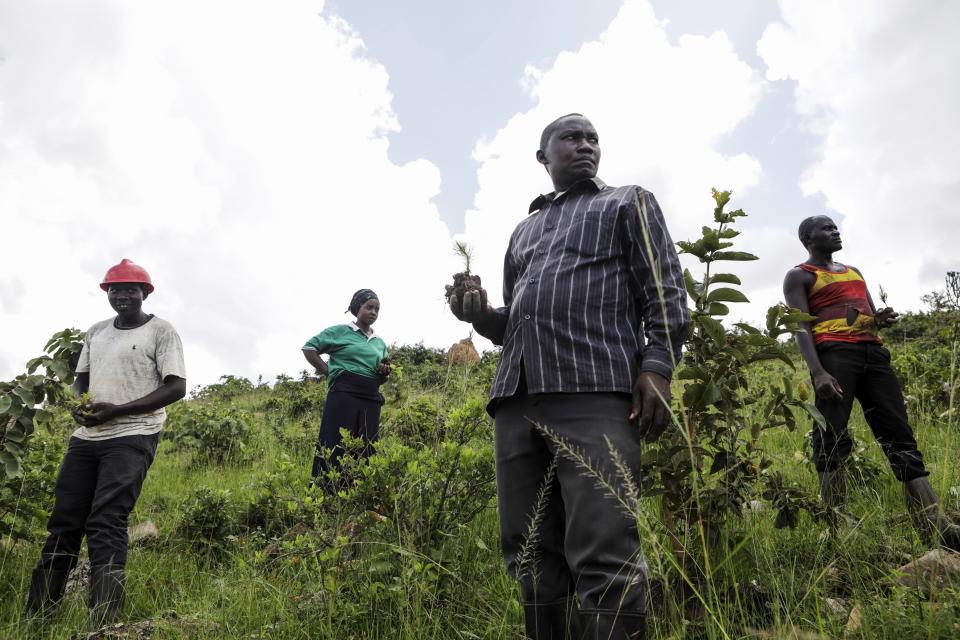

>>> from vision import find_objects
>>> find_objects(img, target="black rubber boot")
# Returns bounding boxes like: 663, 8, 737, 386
579, 609, 646, 640
904, 477, 960, 551
522, 597, 578, 640
23, 566, 71, 624
89, 564, 125, 629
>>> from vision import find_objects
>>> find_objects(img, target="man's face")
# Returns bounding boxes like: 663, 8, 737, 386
807, 217, 843, 252
538, 116, 601, 189
107, 283, 146, 316
356, 298, 380, 326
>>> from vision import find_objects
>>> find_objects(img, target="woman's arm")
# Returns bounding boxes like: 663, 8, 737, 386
302, 349, 329, 377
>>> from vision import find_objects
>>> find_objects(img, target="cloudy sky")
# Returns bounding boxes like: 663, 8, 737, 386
1, 0, 957, 388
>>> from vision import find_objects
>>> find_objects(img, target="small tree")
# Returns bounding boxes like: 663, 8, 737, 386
644, 189, 825, 580
0, 329, 84, 479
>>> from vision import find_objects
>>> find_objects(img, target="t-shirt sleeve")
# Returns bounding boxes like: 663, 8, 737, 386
75, 324, 96, 373
303, 326, 341, 353
155, 325, 187, 380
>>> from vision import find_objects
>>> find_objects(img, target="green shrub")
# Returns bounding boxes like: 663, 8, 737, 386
165, 403, 252, 464
176, 487, 237, 555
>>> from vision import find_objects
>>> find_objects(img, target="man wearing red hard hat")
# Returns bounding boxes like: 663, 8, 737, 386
24, 259, 186, 628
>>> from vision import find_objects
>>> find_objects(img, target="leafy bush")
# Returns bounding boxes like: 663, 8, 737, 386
263, 377, 327, 419
0, 428, 66, 542
0, 328, 83, 479
381, 395, 445, 444
190, 375, 257, 402
165, 403, 252, 464
343, 397, 495, 552
176, 487, 237, 554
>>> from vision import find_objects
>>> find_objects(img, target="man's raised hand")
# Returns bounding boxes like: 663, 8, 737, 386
449, 287, 489, 323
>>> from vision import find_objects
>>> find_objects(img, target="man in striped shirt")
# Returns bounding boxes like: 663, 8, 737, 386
450, 114, 688, 640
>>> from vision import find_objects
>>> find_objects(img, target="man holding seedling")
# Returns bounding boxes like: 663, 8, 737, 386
450, 114, 688, 639
783, 216, 960, 548
24, 259, 186, 628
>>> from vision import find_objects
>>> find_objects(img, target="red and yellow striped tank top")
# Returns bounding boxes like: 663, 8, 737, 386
798, 263, 881, 345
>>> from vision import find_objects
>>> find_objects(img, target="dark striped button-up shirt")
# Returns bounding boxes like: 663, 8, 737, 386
476, 177, 689, 406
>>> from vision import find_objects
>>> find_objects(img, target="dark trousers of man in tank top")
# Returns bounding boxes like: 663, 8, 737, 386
813, 341, 927, 481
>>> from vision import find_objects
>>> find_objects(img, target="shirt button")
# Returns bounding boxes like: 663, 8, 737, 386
524, 314, 531, 320
545, 224, 554, 230
528, 277, 535, 283
537, 249, 545, 255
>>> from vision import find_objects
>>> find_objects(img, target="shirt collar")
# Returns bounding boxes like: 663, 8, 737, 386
349, 321, 377, 340
528, 176, 606, 214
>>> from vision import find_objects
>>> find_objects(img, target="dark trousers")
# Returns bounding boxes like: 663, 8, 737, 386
812, 342, 927, 481
494, 391, 648, 616
36, 433, 159, 573
311, 372, 384, 478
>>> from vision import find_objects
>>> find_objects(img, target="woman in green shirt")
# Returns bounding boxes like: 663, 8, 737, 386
302, 289, 390, 486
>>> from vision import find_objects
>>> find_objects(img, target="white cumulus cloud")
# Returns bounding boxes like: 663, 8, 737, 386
758, 0, 960, 309
460, 0, 767, 336
0, 0, 464, 386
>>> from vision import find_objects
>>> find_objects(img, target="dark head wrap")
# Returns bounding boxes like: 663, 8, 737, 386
348, 289, 379, 315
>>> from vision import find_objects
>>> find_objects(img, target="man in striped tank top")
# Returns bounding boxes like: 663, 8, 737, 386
783, 215, 959, 549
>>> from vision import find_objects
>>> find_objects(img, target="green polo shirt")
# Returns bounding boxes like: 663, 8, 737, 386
303, 323, 388, 388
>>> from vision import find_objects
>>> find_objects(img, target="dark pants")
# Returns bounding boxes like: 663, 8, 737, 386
311, 372, 384, 478
494, 391, 648, 617
812, 342, 927, 481
36, 433, 159, 574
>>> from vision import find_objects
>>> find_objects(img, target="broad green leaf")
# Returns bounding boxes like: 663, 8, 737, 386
683, 269, 701, 300
748, 349, 795, 368
0, 396, 11, 414
802, 402, 828, 430
708, 273, 742, 286
676, 366, 708, 381
733, 322, 761, 335
13, 386, 35, 406
712, 251, 758, 262
699, 316, 726, 345
706, 288, 750, 304
50, 359, 71, 380
766, 306, 781, 333
4, 422, 26, 442
707, 303, 730, 316
0, 451, 22, 479
3, 440, 24, 457
782, 310, 817, 324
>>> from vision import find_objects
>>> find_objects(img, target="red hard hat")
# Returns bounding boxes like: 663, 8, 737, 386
100, 259, 155, 294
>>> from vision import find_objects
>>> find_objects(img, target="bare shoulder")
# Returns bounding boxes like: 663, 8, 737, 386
784, 266, 814, 287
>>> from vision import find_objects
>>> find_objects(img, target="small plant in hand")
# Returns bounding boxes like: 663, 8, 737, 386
445, 241, 486, 317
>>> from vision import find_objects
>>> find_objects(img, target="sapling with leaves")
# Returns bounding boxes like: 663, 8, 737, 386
0, 328, 84, 479
640, 189, 827, 579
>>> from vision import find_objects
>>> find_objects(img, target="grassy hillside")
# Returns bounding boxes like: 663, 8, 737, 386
2, 337, 960, 639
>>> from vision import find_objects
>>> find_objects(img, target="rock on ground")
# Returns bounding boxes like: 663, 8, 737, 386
894, 548, 960, 597
128, 521, 159, 546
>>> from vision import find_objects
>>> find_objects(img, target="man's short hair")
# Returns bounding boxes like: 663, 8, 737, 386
540, 113, 585, 151
798, 215, 831, 246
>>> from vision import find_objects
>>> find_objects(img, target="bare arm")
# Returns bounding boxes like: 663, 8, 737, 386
302, 349, 328, 376
783, 268, 843, 401
79, 375, 187, 427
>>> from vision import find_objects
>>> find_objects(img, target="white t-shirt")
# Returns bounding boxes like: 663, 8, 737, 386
73, 316, 186, 440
